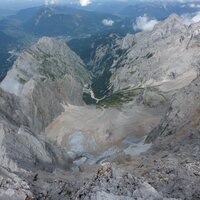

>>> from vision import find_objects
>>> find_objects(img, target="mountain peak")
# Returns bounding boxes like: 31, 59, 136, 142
34, 36, 65, 52
152, 13, 187, 39
154, 13, 185, 30
164, 13, 182, 23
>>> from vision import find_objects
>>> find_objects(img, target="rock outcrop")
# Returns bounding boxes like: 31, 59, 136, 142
110, 14, 198, 95
0, 87, 73, 199
71, 166, 178, 200
146, 76, 200, 142
1, 37, 90, 133
0, 37, 91, 199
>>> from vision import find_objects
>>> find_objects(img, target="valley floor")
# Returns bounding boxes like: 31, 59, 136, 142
45, 103, 164, 157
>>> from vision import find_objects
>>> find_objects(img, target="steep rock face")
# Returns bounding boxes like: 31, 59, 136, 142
137, 85, 200, 199
0, 87, 74, 199
134, 18, 200, 199
0, 129, 72, 199
146, 76, 200, 143
0, 88, 28, 127
144, 19, 200, 142
0, 88, 72, 172
110, 14, 198, 94
1, 37, 90, 133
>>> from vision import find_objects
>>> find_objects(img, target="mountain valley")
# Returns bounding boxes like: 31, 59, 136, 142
0, 1, 200, 200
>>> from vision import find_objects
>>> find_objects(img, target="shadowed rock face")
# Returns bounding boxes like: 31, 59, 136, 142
146, 76, 200, 143
0, 78, 76, 200
0, 88, 28, 127
0, 38, 89, 199
0, 87, 72, 184
0, 37, 91, 177
1, 37, 90, 134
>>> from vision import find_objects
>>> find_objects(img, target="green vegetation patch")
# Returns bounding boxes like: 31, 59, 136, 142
83, 92, 97, 105
97, 87, 144, 108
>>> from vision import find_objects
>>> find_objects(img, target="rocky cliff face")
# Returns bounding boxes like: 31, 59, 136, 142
146, 76, 200, 142
143, 16, 200, 142
0, 88, 73, 199
0, 37, 92, 199
110, 14, 198, 94
1, 37, 90, 133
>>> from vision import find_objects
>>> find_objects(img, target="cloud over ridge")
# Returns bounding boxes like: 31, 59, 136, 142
102, 19, 114, 26
133, 15, 159, 32
182, 12, 200, 25
45, 0, 58, 5
80, 0, 92, 6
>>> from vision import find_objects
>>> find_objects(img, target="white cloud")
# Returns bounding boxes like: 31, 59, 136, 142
45, 0, 58, 5
79, 0, 92, 6
182, 12, 200, 25
133, 15, 159, 32
102, 19, 114, 26
189, 3, 200, 8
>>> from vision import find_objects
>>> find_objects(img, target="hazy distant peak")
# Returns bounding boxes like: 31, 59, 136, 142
35, 36, 66, 50
152, 13, 187, 37
155, 13, 184, 29
165, 13, 182, 22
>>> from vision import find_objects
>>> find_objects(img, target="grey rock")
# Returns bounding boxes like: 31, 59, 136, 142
132, 181, 163, 200
0, 88, 28, 127
1, 37, 90, 133
73, 157, 87, 166
90, 191, 133, 200
0, 166, 33, 200
146, 76, 200, 142
71, 168, 176, 200
142, 90, 167, 108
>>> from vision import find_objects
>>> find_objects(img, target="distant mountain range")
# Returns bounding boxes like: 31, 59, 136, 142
118, 2, 200, 19
71, 1, 200, 19
0, 1, 200, 80
22, 6, 132, 37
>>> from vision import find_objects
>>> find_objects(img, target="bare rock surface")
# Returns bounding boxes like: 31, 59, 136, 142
68, 166, 179, 200
1, 37, 90, 133
110, 14, 199, 95
45, 103, 162, 154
